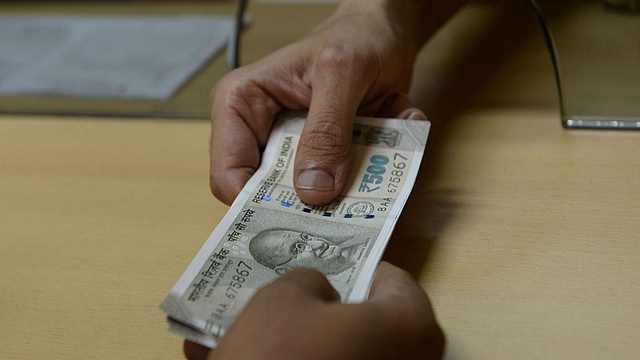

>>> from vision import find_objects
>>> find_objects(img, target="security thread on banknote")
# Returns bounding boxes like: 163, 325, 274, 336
160, 112, 430, 348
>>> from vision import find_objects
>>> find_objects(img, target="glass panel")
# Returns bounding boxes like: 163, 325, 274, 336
529, 0, 640, 129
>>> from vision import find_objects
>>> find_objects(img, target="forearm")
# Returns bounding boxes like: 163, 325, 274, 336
336, 0, 469, 55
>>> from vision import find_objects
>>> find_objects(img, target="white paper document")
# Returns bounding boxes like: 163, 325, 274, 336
0, 14, 234, 100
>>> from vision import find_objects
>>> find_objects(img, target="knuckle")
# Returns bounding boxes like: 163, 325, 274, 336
209, 70, 252, 111
210, 80, 241, 110
209, 71, 238, 107
299, 120, 350, 159
315, 44, 359, 73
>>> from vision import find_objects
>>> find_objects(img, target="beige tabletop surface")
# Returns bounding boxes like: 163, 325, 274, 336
1, 1, 639, 359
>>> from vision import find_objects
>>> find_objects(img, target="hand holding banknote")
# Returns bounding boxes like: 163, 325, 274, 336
208, 0, 437, 206
162, 113, 432, 348
184, 262, 445, 360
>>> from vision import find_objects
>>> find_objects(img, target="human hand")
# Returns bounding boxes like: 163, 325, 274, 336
183, 261, 445, 360
209, 0, 432, 206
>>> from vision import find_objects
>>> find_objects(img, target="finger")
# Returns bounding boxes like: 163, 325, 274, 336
367, 262, 445, 357
254, 267, 340, 304
396, 107, 428, 121
209, 115, 260, 206
294, 45, 372, 205
213, 268, 339, 360
183, 340, 210, 360
368, 262, 435, 315
377, 92, 412, 118
209, 74, 281, 205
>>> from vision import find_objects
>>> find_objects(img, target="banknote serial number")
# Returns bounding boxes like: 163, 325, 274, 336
358, 153, 408, 194
386, 153, 407, 193
224, 261, 253, 300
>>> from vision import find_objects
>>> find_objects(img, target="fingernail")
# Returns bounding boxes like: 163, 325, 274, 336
297, 170, 335, 191
407, 111, 427, 120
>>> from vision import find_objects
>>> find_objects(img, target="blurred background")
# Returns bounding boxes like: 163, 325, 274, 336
0, 0, 338, 119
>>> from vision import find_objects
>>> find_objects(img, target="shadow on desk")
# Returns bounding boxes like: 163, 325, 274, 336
383, 0, 559, 278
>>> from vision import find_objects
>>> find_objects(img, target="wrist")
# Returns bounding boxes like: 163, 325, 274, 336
336, 0, 468, 53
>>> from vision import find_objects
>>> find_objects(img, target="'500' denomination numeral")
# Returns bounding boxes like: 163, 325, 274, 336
358, 155, 389, 193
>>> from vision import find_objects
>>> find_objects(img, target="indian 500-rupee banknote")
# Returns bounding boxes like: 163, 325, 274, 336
160, 112, 430, 347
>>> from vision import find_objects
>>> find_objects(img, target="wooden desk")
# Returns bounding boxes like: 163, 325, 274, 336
1, 1, 639, 359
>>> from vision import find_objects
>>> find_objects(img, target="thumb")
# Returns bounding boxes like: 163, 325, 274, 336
294, 48, 370, 205
262, 267, 341, 303
368, 262, 445, 358
368, 262, 434, 310
209, 268, 339, 360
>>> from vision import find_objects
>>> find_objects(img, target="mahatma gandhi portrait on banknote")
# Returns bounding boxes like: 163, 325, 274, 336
212, 206, 378, 289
